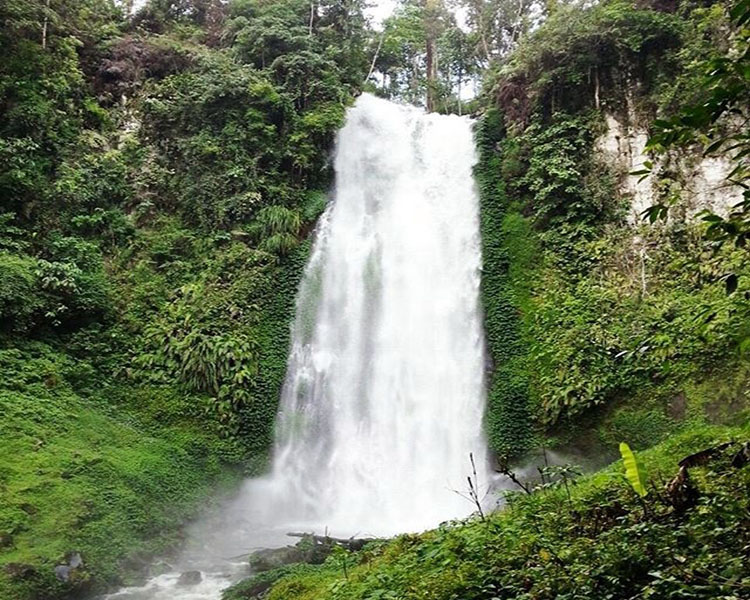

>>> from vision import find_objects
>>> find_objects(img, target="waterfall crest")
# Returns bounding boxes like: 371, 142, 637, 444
263, 93, 490, 535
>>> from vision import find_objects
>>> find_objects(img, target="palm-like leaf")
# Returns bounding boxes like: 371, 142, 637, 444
619, 442, 648, 497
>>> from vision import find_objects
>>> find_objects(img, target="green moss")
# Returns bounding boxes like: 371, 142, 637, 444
239, 240, 312, 467
475, 110, 537, 459
0, 344, 242, 599
599, 407, 677, 450
223, 564, 322, 600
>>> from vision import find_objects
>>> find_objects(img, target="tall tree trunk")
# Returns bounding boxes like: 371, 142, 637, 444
475, 1, 491, 62
457, 64, 463, 116
594, 66, 600, 110
425, 0, 439, 112
365, 31, 385, 84
425, 37, 437, 112
41, 0, 50, 49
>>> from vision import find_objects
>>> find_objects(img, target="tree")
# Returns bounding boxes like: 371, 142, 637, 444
456, 0, 541, 65
372, 0, 468, 111
424, 0, 443, 111
643, 0, 750, 254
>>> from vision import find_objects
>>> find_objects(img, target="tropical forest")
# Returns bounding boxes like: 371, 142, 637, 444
1, 0, 750, 599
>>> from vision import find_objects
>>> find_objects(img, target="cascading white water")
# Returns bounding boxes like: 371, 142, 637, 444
103, 94, 491, 600
260, 93, 490, 536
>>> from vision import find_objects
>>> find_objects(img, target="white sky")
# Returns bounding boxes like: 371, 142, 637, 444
368, 0, 398, 26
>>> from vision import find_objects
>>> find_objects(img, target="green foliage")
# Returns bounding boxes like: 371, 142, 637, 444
249, 206, 303, 256
0, 253, 43, 331
134, 0, 365, 231
237, 240, 311, 462
0, 343, 241, 600
139, 286, 258, 396
619, 441, 648, 497
233, 425, 750, 600
494, 0, 683, 120
601, 406, 676, 451
643, 0, 750, 254
519, 115, 615, 228
0, 213, 28, 252
475, 109, 536, 458
371, 0, 479, 113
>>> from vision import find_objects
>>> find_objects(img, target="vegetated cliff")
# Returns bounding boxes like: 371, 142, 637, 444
0, 1, 367, 598
477, 0, 750, 463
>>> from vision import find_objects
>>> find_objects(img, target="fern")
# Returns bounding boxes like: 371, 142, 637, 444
255, 206, 301, 237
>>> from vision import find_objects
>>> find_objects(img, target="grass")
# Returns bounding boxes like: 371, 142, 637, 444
0, 343, 242, 600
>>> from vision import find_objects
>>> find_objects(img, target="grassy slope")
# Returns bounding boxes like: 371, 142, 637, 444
0, 344, 241, 599
225, 420, 750, 600
0, 211, 314, 600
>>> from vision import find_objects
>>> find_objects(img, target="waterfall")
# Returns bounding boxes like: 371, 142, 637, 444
262, 93, 490, 536
102, 94, 490, 599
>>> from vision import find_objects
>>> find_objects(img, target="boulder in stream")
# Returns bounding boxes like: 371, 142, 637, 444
248, 546, 306, 572
249, 533, 378, 573
176, 570, 203, 586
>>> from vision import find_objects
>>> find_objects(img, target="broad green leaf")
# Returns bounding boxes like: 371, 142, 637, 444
619, 442, 648, 497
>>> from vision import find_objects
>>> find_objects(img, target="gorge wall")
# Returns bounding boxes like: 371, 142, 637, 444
476, 0, 750, 462
596, 112, 742, 222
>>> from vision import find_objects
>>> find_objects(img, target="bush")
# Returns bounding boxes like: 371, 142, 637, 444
0, 253, 41, 332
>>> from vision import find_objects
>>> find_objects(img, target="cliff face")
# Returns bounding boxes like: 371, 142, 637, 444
477, 0, 750, 462
596, 112, 741, 223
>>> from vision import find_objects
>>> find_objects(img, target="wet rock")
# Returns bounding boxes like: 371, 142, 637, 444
54, 551, 85, 582
149, 560, 173, 577
223, 577, 274, 599
249, 546, 306, 573
177, 570, 202, 586
67, 552, 83, 569
668, 392, 687, 420
249, 533, 378, 573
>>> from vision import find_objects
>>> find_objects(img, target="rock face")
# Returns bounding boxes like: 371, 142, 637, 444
54, 565, 72, 582
595, 112, 742, 223
176, 570, 203, 586
54, 551, 85, 582
248, 547, 303, 573
249, 533, 377, 573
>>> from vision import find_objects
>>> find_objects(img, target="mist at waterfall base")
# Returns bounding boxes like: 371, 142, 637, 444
104, 94, 493, 599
